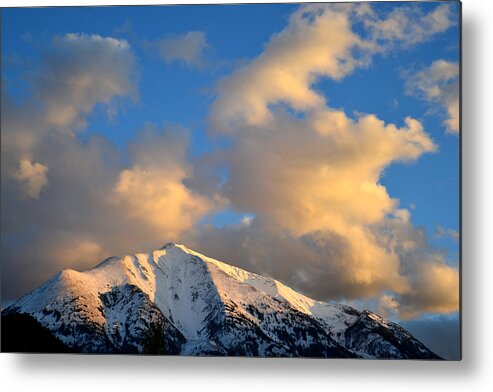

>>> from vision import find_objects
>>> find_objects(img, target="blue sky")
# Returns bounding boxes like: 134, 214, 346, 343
3, 3, 459, 252
1, 2, 460, 358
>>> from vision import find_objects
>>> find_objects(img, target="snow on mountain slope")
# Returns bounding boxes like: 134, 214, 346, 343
182, 244, 362, 346
3, 243, 439, 358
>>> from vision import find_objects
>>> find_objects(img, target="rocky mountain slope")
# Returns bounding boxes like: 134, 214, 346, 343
1, 243, 440, 358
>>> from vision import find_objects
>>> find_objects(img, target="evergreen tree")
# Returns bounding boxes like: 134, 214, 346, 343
141, 320, 168, 355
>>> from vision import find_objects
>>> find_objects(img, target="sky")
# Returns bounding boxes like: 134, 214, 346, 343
1, 2, 460, 359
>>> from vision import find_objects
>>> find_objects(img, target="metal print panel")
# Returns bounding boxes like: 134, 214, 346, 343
0, 1, 461, 359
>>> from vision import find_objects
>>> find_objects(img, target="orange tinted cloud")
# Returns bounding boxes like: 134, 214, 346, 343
12, 159, 49, 199
198, 3, 458, 318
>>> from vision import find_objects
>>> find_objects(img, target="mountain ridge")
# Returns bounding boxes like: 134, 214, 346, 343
1, 243, 440, 359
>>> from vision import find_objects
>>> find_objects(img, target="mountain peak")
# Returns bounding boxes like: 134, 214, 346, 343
160, 242, 192, 253
160, 241, 179, 250
3, 244, 440, 358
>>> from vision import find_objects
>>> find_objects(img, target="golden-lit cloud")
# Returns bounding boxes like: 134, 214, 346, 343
1, 35, 210, 301
12, 159, 49, 199
1, 3, 459, 323
400, 260, 459, 318
371, 216, 460, 319
112, 126, 213, 239
194, 3, 458, 318
220, 110, 435, 237
49, 238, 105, 270
210, 3, 456, 134
210, 5, 366, 133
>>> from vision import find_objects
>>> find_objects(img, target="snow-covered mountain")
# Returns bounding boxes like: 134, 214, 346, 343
1, 243, 440, 358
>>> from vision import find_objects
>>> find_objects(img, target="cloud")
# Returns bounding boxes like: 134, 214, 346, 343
1, 35, 210, 302
364, 3, 456, 48
194, 3, 458, 319
189, 220, 408, 301
34, 33, 138, 132
210, 4, 367, 133
210, 3, 456, 134
404, 60, 459, 134
12, 159, 49, 199
1, 228, 110, 303
216, 110, 435, 238
153, 31, 208, 68
1, 32, 137, 171
398, 260, 459, 317
1, 3, 458, 325
112, 125, 213, 238
401, 314, 460, 360
1, 33, 138, 179
435, 224, 460, 242
1, 123, 212, 302
189, 213, 459, 320
372, 216, 459, 318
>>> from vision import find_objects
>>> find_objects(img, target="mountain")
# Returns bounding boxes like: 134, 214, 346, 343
1, 243, 440, 358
